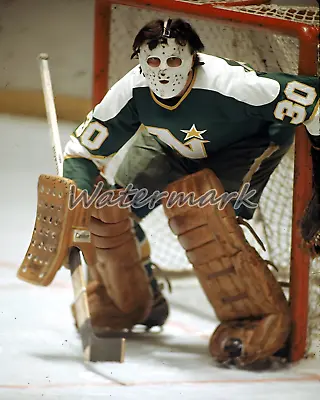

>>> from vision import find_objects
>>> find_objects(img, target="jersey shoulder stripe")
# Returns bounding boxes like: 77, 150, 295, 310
93, 65, 148, 122
194, 53, 280, 106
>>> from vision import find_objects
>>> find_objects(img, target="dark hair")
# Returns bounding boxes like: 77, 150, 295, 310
131, 18, 205, 68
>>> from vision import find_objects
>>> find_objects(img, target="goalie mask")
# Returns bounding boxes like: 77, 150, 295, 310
138, 37, 194, 99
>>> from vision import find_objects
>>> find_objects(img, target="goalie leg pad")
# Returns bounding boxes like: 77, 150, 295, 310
89, 190, 153, 322
209, 314, 290, 365
71, 277, 149, 331
162, 169, 290, 365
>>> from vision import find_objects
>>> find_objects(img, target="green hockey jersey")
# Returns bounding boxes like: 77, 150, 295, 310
64, 53, 319, 191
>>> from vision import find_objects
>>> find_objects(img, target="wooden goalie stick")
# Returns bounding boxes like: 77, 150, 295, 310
38, 53, 125, 362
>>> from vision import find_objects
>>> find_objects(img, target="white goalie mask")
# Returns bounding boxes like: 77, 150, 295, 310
138, 37, 194, 99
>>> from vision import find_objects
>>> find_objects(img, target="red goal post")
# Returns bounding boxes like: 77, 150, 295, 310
91, 0, 319, 363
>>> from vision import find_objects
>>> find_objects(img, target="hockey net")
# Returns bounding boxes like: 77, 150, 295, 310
97, 1, 320, 360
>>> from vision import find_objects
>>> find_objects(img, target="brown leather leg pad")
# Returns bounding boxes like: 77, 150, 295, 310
209, 313, 291, 365
162, 169, 290, 364
89, 191, 152, 317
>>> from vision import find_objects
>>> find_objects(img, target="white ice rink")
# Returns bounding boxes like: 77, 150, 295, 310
1, 113, 319, 399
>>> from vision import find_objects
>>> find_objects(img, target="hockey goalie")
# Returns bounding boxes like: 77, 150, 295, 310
18, 18, 319, 366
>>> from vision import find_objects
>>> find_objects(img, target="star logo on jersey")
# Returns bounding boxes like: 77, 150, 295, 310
181, 124, 207, 141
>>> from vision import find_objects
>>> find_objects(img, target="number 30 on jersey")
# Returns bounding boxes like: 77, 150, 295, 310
274, 81, 317, 124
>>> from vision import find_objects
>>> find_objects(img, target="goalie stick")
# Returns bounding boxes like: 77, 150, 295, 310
37, 53, 125, 362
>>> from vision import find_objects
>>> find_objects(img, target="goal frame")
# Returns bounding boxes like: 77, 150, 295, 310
91, 0, 319, 363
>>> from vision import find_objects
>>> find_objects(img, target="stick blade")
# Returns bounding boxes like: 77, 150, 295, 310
78, 312, 126, 363
85, 336, 125, 362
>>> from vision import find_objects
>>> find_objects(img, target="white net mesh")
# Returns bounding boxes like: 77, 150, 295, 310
105, 3, 320, 357
222, 4, 320, 23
